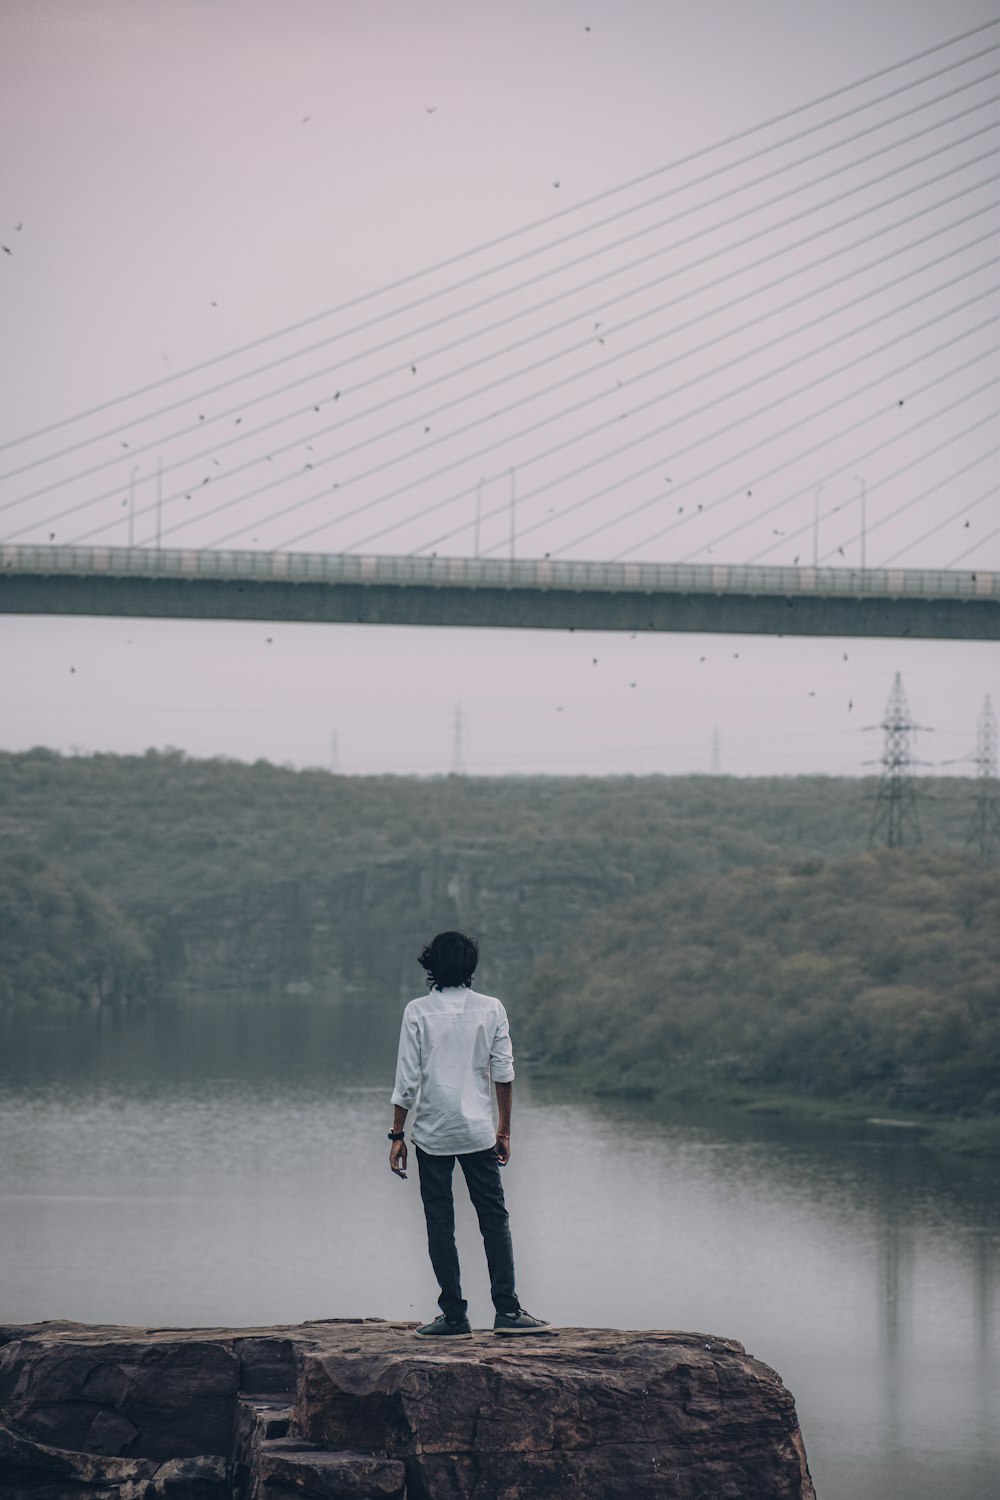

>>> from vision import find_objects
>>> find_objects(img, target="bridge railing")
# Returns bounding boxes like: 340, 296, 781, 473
2, 543, 997, 600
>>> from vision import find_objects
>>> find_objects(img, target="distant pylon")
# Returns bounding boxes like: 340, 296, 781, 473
865, 672, 927, 849
967, 695, 1000, 863
452, 703, 465, 776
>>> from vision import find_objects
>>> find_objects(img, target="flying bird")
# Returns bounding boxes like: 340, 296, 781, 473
1, 245, 11, 256
552, 180, 560, 188
425, 106, 437, 114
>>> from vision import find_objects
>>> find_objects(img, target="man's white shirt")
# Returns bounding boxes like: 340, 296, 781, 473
391, 986, 515, 1155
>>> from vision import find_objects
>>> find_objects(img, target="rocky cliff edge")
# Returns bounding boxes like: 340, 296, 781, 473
0, 1318, 816, 1500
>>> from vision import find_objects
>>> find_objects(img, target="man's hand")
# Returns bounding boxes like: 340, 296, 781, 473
390, 1139, 408, 1179
495, 1131, 511, 1166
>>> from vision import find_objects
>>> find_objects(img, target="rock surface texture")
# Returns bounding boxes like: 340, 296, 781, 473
0, 1319, 816, 1500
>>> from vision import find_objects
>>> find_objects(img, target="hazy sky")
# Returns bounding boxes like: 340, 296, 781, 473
1, 0, 996, 775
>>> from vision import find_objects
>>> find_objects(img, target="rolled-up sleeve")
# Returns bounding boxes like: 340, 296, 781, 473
391, 1009, 421, 1109
490, 1003, 515, 1083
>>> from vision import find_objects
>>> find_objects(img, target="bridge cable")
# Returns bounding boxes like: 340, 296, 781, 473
0, 19, 995, 457
5, 68, 994, 503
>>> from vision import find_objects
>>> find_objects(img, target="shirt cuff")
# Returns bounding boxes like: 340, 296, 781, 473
391, 1088, 416, 1108
491, 1067, 515, 1084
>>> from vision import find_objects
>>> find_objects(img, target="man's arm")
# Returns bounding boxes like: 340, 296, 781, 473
495, 1081, 512, 1165
390, 1008, 420, 1181
389, 1104, 408, 1178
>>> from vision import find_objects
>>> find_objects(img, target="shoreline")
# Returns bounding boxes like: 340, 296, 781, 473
525, 1061, 1000, 1159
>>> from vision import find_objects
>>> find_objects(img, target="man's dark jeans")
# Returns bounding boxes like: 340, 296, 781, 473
415, 1143, 518, 1322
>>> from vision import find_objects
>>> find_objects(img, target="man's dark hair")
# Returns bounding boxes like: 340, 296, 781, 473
418, 930, 479, 990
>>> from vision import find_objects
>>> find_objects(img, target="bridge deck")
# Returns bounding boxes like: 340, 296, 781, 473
2, 545, 997, 639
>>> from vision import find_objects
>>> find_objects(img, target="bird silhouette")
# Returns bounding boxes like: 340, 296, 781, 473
848, 699, 854, 711
1, 245, 11, 256
425, 106, 437, 114
552, 180, 560, 188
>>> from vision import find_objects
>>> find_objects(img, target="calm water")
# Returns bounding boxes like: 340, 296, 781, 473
1, 994, 997, 1500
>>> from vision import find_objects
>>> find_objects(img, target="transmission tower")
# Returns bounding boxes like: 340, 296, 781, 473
451, 703, 466, 776
865, 673, 927, 849
967, 695, 1000, 863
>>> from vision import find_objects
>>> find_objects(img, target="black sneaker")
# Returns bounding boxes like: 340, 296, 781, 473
414, 1314, 472, 1338
493, 1309, 552, 1335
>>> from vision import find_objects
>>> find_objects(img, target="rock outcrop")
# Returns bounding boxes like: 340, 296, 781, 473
0, 1318, 815, 1499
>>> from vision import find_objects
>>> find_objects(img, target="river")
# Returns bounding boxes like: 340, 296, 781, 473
1, 993, 996, 1500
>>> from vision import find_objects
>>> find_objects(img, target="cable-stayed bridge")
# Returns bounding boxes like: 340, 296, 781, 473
1, 23, 997, 641
2, 545, 996, 640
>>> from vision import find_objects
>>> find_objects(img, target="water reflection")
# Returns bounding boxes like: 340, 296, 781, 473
1, 996, 997, 1500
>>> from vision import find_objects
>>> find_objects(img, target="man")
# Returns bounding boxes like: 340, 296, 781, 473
389, 929, 550, 1337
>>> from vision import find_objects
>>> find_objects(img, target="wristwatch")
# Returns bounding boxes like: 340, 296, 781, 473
388, 1130, 405, 1141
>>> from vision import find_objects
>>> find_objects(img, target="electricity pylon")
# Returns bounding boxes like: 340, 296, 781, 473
967, 695, 1000, 863
452, 703, 466, 776
865, 673, 928, 849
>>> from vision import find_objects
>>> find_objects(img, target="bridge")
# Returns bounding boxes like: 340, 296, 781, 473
2, 30, 997, 639
2, 544, 996, 639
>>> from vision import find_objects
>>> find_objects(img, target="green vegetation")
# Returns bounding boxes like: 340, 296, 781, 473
1, 748, 995, 1148
520, 851, 999, 1125
0, 848, 149, 1009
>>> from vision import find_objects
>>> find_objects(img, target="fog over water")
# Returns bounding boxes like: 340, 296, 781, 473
1, 994, 997, 1500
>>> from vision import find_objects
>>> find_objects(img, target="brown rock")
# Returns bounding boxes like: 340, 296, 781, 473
0, 1319, 815, 1500
292, 1325, 815, 1500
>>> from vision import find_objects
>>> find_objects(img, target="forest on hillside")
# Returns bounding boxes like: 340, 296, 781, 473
1, 748, 994, 1126
520, 850, 999, 1118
